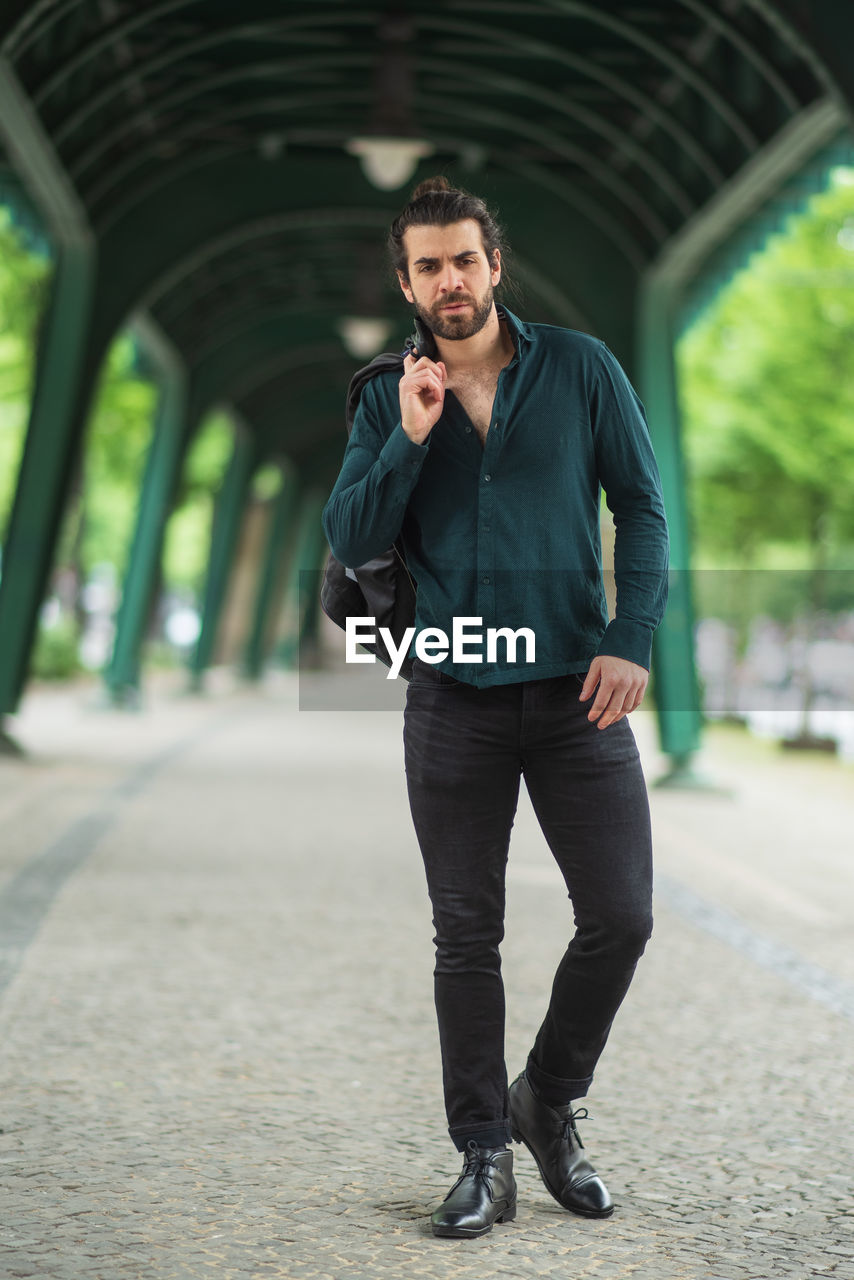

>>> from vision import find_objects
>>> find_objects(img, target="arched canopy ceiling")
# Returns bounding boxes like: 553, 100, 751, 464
0, 0, 847, 471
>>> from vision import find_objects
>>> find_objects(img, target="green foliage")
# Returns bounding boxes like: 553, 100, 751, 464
82, 370, 235, 597
80, 335, 159, 576
0, 207, 160, 588
677, 174, 854, 579
30, 616, 81, 681
0, 206, 52, 537
162, 411, 234, 592
1, 201, 233, 607
252, 464, 284, 502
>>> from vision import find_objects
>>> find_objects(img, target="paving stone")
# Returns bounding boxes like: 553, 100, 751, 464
0, 673, 852, 1279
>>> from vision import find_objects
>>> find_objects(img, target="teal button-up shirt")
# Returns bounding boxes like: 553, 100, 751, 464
322, 307, 669, 687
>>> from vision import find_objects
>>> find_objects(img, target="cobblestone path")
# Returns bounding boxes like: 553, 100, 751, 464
1, 673, 852, 1279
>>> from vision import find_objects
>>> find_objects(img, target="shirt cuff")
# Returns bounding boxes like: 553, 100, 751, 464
596, 618, 653, 670
379, 423, 430, 477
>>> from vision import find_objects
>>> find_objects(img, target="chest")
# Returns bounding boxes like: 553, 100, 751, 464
446, 367, 503, 444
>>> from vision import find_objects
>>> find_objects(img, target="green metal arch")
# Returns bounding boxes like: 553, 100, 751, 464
53, 50, 372, 150
90, 152, 636, 358
36, 2, 762, 170
33, 7, 359, 106
5, 0, 204, 60
0, 0, 64, 55
95, 141, 244, 237
71, 61, 699, 227
184, 301, 383, 367
96, 133, 649, 275
16, 2, 815, 275
414, 96, 671, 242
188, 338, 347, 429
540, 0, 760, 151
155, 238, 381, 329
69, 87, 371, 189
67, 60, 673, 243
31, 3, 724, 160
145, 205, 591, 333
84, 164, 390, 370
58, 49, 700, 236
675, 0, 800, 112
193, 340, 348, 425
170, 252, 587, 369
426, 16, 726, 188
139, 207, 393, 313
415, 60, 699, 218
56, 151, 639, 406
496, 155, 647, 271
741, 0, 840, 97
94, 85, 672, 245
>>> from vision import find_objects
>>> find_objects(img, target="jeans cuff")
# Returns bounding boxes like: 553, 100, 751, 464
449, 1119, 512, 1152
525, 1055, 593, 1107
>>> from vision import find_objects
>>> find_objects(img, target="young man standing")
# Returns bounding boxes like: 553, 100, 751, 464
322, 178, 669, 1238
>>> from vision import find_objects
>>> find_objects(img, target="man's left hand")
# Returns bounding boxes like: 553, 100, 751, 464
579, 656, 649, 729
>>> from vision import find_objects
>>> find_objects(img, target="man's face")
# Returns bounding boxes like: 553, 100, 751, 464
397, 219, 501, 341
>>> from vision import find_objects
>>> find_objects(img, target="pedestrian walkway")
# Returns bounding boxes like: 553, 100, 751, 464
1, 671, 852, 1280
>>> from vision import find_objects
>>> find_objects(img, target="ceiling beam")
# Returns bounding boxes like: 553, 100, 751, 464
0, 55, 91, 244
540, 0, 759, 151
647, 96, 848, 286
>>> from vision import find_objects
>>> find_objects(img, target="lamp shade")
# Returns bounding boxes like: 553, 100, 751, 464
338, 316, 394, 359
346, 137, 435, 191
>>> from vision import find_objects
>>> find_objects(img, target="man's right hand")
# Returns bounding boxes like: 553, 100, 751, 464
399, 353, 446, 444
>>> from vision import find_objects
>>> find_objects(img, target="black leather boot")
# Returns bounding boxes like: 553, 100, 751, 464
431, 1141, 517, 1238
508, 1072, 613, 1218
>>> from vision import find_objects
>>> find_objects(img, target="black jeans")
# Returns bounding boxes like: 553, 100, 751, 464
403, 658, 653, 1152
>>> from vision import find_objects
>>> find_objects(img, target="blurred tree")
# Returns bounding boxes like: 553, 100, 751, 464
0, 207, 51, 537
77, 336, 158, 583
678, 173, 854, 735
679, 176, 854, 569
162, 410, 235, 594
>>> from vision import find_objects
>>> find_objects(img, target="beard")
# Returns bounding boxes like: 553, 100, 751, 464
413, 284, 495, 341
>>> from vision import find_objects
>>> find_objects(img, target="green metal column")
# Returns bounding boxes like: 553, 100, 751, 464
243, 464, 298, 681
104, 319, 188, 705
0, 61, 96, 741
189, 428, 257, 689
0, 246, 95, 725
299, 515, 326, 662
636, 276, 703, 779
277, 489, 327, 669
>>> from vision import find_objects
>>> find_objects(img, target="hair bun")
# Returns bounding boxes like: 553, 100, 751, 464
410, 175, 453, 200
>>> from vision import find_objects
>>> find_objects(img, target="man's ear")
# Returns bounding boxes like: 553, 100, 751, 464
397, 269, 415, 305
490, 249, 502, 287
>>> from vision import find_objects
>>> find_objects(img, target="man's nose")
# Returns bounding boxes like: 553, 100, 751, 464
437, 264, 465, 293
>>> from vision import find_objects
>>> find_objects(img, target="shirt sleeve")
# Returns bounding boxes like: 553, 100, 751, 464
321, 379, 430, 569
590, 342, 670, 670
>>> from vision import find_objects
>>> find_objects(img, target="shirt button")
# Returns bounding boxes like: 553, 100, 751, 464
483, 525, 491, 532
482, 577, 490, 585
494, 420, 502, 430
484, 473, 492, 482
465, 426, 472, 433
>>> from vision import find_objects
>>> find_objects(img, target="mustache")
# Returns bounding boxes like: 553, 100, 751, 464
439, 294, 473, 306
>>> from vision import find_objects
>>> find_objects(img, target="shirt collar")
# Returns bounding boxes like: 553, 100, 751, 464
403, 303, 533, 363
496, 304, 533, 363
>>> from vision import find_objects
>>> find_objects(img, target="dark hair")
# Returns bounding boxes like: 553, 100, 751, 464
388, 175, 515, 296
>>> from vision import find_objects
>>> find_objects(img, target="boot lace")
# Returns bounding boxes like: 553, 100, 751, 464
460, 1140, 508, 1179
561, 1105, 590, 1146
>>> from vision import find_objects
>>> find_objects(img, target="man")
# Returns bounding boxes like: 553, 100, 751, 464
322, 177, 669, 1239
